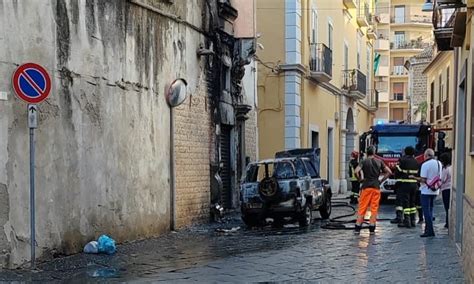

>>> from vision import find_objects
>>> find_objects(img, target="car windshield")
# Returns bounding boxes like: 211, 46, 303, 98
377, 135, 419, 154
245, 161, 296, 182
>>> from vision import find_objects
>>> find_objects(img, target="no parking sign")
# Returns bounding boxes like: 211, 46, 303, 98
11, 62, 52, 269
12, 63, 51, 104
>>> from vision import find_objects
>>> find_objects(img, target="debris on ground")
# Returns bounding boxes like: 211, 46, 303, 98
215, 227, 241, 233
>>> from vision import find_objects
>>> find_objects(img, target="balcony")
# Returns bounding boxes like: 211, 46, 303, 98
390, 39, 431, 51
357, 2, 371, 27
375, 39, 390, 51
390, 15, 432, 25
367, 28, 377, 40
443, 100, 449, 116
432, 1, 466, 51
343, 0, 357, 9
392, 93, 405, 101
342, 69, 367, 100
377, 13, 390, 24
309, 43, 333, 83
392, 66, 408, 76
436, 105, 442, 120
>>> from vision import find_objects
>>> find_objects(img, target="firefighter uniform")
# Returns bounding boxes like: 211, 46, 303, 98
349, 152, 360, 204
394, 155, 420, 228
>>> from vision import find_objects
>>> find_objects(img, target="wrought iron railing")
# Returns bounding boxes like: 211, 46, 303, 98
309, 43, 332, 77
392, 93, 404, 101
390, 15, 432, 24
390, 40, 431, 50
343, 69, 367, 96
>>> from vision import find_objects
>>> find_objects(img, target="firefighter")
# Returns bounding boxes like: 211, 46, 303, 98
394, 146, 419, 228
349, 151, 360, 204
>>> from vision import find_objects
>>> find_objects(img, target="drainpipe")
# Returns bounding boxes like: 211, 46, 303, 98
170, 107, 176, 231
166, 79, 188, 231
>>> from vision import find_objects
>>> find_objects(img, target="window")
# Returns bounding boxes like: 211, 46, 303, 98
367, 47, 371, 92
294, 160, 308, 178
394, 5, 405, 23
394, 31, 405, 48
344, 42, 349, 70
393, 83, 404, 100
445, 67, 450, 116
438, 74, 443, 105
446, 67, 450, 102
357, 34, 361, 70
391, 108, 404, 121
393, 57, 404, 66
311, 9, 318, 44
328, 22, 333, 50
430, 81, 435, 122
303, 160, 319, 178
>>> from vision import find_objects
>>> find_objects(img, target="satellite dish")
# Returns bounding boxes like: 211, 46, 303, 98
166, 78, 188, 107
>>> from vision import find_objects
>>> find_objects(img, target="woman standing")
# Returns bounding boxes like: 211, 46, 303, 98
439, 152, 452, 229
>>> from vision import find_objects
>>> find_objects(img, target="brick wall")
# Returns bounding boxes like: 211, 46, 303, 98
245, 109, 258, 162
174, 87, 213, 228
411, 62, 430, 121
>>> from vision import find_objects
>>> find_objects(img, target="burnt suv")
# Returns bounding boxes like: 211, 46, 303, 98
240, 149, 332, 227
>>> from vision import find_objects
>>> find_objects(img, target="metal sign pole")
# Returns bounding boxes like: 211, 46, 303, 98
28, 104, 37, 269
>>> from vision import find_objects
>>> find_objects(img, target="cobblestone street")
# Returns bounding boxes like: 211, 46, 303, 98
0, 197, 464, 283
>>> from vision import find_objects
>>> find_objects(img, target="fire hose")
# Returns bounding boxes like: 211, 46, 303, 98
320, 197, 392, 230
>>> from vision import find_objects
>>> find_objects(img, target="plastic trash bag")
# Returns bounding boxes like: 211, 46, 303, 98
97, 235, 116, 255
83, 241, 99, 254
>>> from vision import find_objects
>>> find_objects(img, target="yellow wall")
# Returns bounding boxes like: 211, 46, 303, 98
256, 0, 378, 183
425, 52, 455, 147
256, 0, 285, 160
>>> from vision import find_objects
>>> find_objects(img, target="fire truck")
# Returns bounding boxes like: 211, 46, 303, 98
359, 123, 451, 201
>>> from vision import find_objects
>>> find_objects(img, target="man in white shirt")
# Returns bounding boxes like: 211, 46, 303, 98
411, 149, 442, 237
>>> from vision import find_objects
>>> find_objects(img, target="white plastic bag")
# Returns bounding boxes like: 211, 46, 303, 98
84, 241, 99, 254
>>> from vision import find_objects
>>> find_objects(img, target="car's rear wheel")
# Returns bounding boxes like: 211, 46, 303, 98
319, 194, 332, 219
298, 205, 312, 227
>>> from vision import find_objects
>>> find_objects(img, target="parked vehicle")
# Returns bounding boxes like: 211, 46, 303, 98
359, 123, 451, 201
240, 149, 332, 227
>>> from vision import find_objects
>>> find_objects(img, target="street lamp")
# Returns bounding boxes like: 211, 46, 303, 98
422, 0, 434, 12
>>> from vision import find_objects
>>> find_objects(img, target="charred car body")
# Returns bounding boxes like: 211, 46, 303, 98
240, 149, 332, 227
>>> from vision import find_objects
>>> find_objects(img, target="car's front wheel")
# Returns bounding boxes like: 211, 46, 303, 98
298, 205, 312, 227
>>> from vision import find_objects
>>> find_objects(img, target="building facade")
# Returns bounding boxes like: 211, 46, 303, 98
256, 0, 378, 193
423, 50, 455, 148
374, 0, 433, 123
428, 0, 474, 281
0, 0, 256, 268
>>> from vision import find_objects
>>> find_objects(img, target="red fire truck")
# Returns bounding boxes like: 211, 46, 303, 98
359, 123, 451, 201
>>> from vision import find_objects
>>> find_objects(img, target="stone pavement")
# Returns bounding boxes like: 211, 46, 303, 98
0, 197, 465, 283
